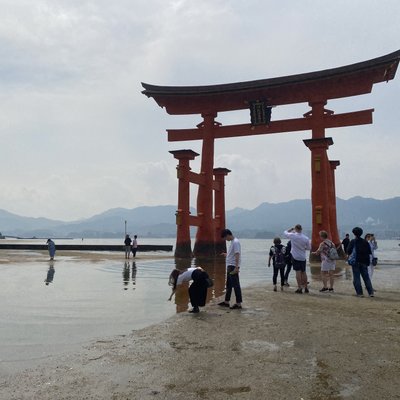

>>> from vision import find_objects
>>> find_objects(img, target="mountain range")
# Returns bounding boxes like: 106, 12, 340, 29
1, 197, 399, 239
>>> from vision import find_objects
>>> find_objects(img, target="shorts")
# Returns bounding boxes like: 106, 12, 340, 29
292, 258, 306, 272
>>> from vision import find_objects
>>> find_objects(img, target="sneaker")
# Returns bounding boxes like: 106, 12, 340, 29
304, 288, 309, 294
218, 301, 230, 307
189, 308, 199, 313
273, 285, 277, 292
280, 286, 284, 291
295, 288, 303, 294
369, 294, 374, 298
356, 294, 364, 298
319, 287, 329, 292
329, 288, 334, 292
230, 304, 242, 309
284, 282, 290, 287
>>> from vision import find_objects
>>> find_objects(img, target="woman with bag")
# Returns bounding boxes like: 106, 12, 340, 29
168, 267, 212, 313
311, 231, 336, 292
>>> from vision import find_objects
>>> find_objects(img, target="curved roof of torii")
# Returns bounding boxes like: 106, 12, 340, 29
142, 49, 400, 115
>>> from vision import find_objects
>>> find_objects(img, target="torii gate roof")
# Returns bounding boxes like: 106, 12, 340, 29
142, 50, 400, 115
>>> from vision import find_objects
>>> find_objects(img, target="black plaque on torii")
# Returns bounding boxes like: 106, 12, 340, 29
249, 100, 272, 125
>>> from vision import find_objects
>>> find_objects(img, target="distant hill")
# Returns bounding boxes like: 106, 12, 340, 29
1, 197, 399, 239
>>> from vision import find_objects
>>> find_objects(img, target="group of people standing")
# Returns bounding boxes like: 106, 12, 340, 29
168, 224, 379, 314
268, 225, 378, 297
124, 234, 138, 259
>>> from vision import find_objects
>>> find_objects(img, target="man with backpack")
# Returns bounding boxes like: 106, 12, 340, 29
268, 237, 286, 292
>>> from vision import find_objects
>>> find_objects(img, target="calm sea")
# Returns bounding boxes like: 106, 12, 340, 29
0, 238, 399, 374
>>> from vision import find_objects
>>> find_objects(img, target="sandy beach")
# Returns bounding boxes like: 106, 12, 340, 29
1, 258, 399, 400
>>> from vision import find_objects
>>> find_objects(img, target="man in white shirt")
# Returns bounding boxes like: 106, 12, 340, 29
283, 224, 311, 293
218, 229, 242, 309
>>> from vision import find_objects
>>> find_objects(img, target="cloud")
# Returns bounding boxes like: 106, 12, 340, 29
0, 0, 399, 220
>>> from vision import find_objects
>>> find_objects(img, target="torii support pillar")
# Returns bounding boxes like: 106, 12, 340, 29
213, 168, 231, 255
193, 113, 218, 257
169, 150, 199, 258
328, 161, 340, 239
304, 137, 335, 261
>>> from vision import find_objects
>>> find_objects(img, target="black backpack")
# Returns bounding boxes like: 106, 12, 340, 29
273, 246, 286, 267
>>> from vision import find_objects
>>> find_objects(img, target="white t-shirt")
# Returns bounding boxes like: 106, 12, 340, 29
177, 267, 196, 286
226, 237, 241, 267
283, 230, 311, 261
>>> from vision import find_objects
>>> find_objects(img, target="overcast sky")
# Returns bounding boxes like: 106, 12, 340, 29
0, 0, 399, 221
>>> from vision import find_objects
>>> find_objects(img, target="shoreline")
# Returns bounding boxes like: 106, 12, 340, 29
1, 269, 399, 400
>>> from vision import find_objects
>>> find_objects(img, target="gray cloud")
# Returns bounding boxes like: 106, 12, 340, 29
0, 0, 399, 220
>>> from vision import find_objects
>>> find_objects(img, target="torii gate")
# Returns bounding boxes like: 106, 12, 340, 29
142, 50, 400, 259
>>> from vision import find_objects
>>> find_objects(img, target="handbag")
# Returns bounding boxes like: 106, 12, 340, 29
347, 243, 357, 267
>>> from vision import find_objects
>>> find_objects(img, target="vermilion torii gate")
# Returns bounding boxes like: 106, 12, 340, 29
142, 50, 400, 258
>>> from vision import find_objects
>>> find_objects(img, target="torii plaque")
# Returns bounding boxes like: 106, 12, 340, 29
142, 50, 400, 258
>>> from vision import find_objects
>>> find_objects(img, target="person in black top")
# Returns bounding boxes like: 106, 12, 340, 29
268, 237, 286, 292
283, 240, 292, 286
341, 234, 350, 253
346, 227, 373, 297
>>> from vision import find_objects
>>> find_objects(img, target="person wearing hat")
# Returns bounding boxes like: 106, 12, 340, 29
218, 229, 242, 309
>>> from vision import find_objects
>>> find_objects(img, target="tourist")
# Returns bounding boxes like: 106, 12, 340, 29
283, 224, 311, 293
46, 238, 56, 261
131, 235, 138, 258
365, 233, 378, 278
168, 267, 210, 313
347, 227, 374, 297
341, 233, 350, 253
218, 228, 242, 309
311, 231, 336, 292
283, 240, 292, 286
268, 237, 286, 292
124, 234, 132, 259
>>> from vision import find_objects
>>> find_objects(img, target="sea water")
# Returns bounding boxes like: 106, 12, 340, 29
0, 238, 399, 374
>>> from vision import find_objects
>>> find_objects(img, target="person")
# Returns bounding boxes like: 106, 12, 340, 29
283, 240, 292, 286
283, 224, 311, 293
124, 234, 132, 259
168, 267, 210, 313
218, 229, 242, 309
365, 233, 378, 278
311, 231, 336, 292
341, 234, 350, 253
268, 237, 286, 292
131, 235, 138, 258
46, 239, 56, 260
346, 227, 374, 297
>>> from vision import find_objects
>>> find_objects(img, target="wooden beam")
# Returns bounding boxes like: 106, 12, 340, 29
167, 109, 374, 142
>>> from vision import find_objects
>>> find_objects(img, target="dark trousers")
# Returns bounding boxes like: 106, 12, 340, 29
225, 265, 242, 303
352, 263, 374, 296
273, 264, 285, 286
284, 263, 292, 282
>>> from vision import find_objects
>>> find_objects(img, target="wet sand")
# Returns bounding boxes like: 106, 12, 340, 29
1, 260, 399, 400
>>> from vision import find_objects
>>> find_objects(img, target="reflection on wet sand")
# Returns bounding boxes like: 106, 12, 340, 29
123, 261, 137, 290
172, 256, 227, 313
44, 262, 55, 285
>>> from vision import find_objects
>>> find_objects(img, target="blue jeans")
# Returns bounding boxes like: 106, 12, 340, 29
352, 262, 373, 296
225, 265, 242, 303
